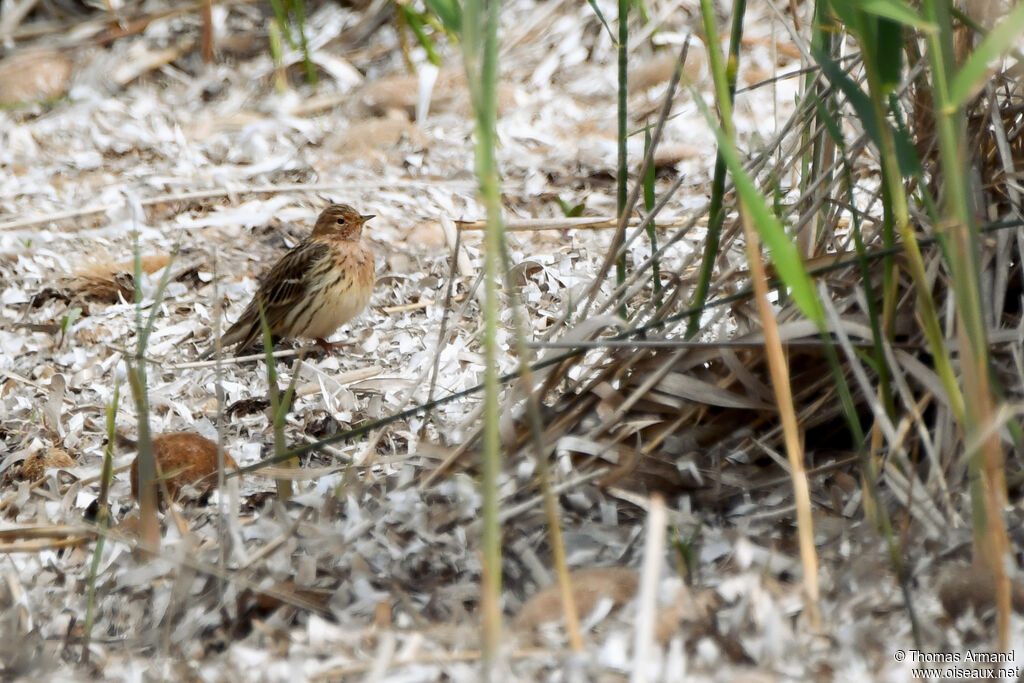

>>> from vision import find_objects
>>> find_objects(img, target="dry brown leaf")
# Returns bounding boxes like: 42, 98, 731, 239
653, 142, 704, 169
69, 253, 170, 302
130, 432, 238, 506
937, 564, 1024, 618
242, 580, 335, 614
19, 447, 76, 481
355, 68, 515, 118
653, 583, 718, 644
514, 567, 638, 631
628, 50, 706, 93
111, 38, 195, 87
322, 112, 430, 164
0, 49, 72, 106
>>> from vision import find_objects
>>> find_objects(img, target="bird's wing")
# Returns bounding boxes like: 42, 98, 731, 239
257, 239, 330, 312
218, 239, 330, 352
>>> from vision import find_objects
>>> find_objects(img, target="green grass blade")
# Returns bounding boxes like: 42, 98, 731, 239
830, 0, 933, 31
82, 383, 120, 664
813, 47, 922, 177
614, 0, 629, 317
256, 301, 297, 499
643, 125, 662, 302
403, 6, 444, 66
949, 1, 1024, 108
268, 0, 296, 49
290, 0, 317, 86
425, 0, 463, 35
586, 0, 617, 42
691, 91, 825, 326
462, 0, 504, 669
686, 0, 746, 338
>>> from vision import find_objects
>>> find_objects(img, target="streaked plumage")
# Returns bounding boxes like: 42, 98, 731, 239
205, 203, 375, 357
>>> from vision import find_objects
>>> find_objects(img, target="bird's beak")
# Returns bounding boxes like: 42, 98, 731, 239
360, 214, 375, 224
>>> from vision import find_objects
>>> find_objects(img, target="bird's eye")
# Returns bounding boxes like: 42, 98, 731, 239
336, 218, 345, 224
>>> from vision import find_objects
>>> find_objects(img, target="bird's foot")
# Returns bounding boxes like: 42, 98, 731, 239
314, 338, 342, 354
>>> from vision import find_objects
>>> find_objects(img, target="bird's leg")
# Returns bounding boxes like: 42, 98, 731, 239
315, 338, 342, 354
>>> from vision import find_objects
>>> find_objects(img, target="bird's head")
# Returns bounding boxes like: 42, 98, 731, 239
312, 203, 374, 240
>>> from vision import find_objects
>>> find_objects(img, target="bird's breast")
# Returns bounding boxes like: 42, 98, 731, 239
295, 243, 375, 339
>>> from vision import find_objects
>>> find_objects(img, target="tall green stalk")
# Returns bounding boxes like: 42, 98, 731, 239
643, 125, 662, 305
918, 0, 1010, 648
696, 0, 860, 627
827, 4, 964, 424
462, 0, 503, 672
127, 218, 178, 550
82, 383, 119, 664
809, 92, 920, 641
614, 0, 628, 317
685, 0, 746, 338
498, 243, 584, 651
268, 0, 317, 86
257, 303, 301, 500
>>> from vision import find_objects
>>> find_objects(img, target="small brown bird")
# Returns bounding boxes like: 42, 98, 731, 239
130, 432, 238, 505
204, 203, 375, 357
